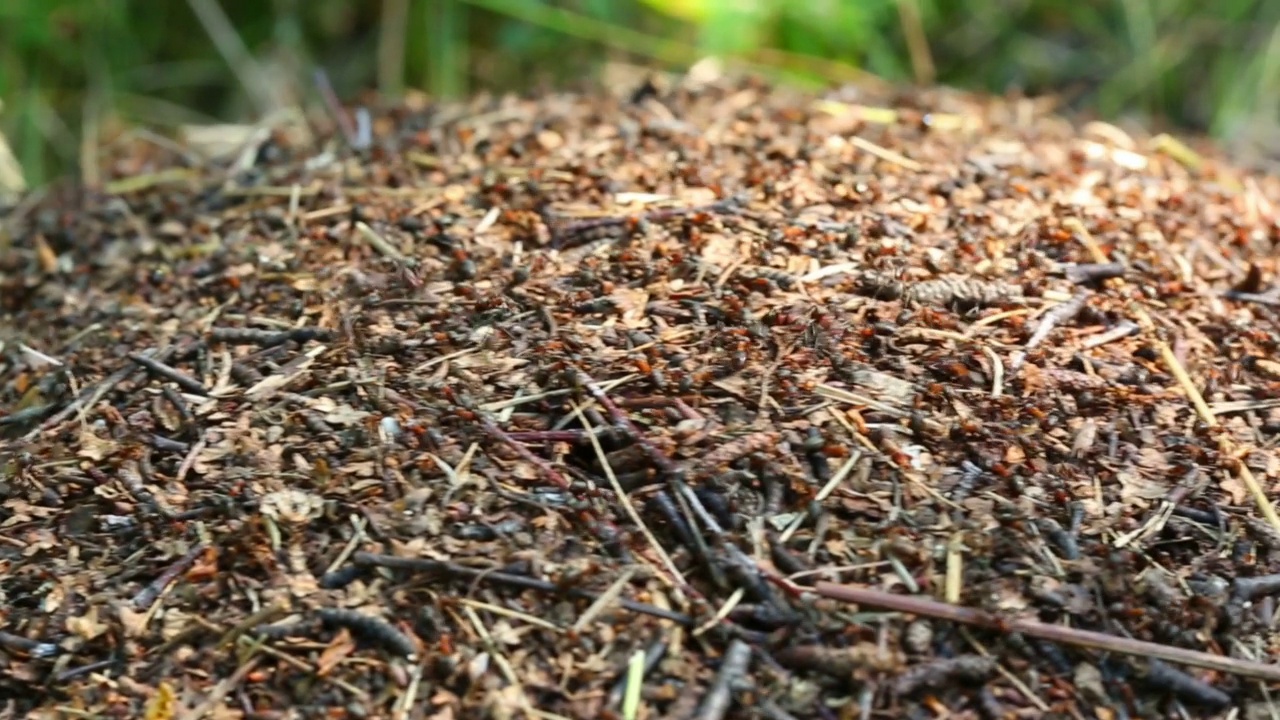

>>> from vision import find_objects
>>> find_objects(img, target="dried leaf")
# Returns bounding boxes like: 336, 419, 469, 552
66, 607, 109, 641
316, 628, 357, 676
118, 604, 152, 638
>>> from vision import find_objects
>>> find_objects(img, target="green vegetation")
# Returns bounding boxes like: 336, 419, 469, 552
2, 0, 1280, 186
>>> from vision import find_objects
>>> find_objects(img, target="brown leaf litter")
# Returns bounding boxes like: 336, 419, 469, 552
4, 75, 1280, 719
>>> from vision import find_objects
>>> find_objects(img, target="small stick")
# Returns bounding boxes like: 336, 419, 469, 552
573, 567, 639, 632
209, 326, 330, 348
608, 641, 668, 710
180, 656, 261, 720
944, 532, 964, 604
505, 430, 588, 443
160, 385, 195, 429
53, 658, 121, 683
229, 633, 367, 699
695, 639, 753, 720
620, 649, 648, 720
0, 631, 59, 658
478, 415, 572, 489
1141, 659, 1230, 709
981, 346, 1003, 398
0, 404, 54, 427
1012, 291, 1088, 371
355, 221, 407, 260
129, 352, 209, 395
456, 597, 561, 632
1065, 262, 1126, 285
848, 135, 923, 171
1234, 573, 1280, 602
575, 370, 684, 477
1223, 290, 1280, 306
778, 453, 861, 543
120, 459, 177, 519
813, 582, 1280, 682
131, 544, 205, 610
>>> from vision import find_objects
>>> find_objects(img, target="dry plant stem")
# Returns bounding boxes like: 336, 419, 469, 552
813, 582, 1280, 682
0, 631, 58, 657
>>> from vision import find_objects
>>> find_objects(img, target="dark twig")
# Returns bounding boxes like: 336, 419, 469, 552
209, 326, 331, 348
1139, 659, 1230, 709
813, 582, 1280, 682
1233, 573, 1280, 602
160, 385, 194, 429
0, 631, 59, 658
316, 608, 417, 659
119, 459, 176, 518
1065, 262, 1126, 285
608, 640, 668, 709
0, 404, 55, 426
1222, 290, 1280, 306
53, 658, 122, 683
150, 434, 190, 453
132, 544, 206, 610
129, 351, 209, 395
893, 655, 996, 696
504, 430, 588, 443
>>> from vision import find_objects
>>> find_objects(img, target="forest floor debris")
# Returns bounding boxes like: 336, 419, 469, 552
4, 75, 1280, 719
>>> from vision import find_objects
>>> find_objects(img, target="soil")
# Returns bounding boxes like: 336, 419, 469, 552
4, 73, 1280, 719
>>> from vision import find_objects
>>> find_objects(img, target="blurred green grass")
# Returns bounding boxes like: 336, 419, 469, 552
3, 0, 1280, 188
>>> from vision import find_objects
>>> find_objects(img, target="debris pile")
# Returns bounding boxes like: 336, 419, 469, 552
4, 76, 1280, 718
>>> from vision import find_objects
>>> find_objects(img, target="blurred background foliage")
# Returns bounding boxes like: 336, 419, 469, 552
2, 0, 1280, 187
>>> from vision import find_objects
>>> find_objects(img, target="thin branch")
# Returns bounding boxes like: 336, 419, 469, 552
812, 582, 1280, 682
